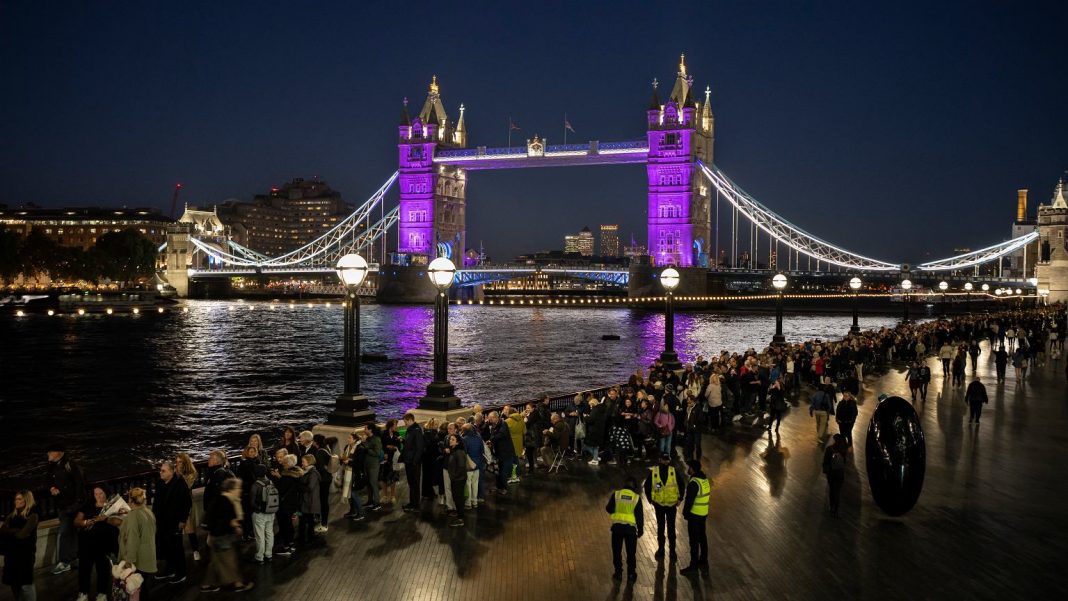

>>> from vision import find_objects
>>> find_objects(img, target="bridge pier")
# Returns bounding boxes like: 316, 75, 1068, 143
376, 264, 438, 304
628, 258, 717, 298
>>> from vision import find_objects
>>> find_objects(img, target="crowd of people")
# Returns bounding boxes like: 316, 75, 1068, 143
2, 305, 1063, 597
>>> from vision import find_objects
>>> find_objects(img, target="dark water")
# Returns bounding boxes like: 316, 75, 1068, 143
0, 301, 903, 484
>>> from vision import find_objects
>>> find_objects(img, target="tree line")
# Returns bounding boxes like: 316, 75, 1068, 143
0, 228, 160, 288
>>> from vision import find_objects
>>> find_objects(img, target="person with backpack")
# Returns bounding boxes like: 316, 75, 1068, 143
808, 385, 834, 445
822, 434, 848, 516
250, 464, 278, 563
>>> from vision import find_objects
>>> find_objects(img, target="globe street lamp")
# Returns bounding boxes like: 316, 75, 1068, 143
659, 267, 682, 370
964, 282, 973, 314
420, 257, 461, 410
900, 279, 912, 324
849, 276, 862, 334
772, 273, 788, 345
329, 253, 374, 426
981, 283, 989, 292
938, 281, 949, 318
1040, 288, 1050, 306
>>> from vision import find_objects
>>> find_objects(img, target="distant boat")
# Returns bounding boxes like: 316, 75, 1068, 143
601, 334, 621, 341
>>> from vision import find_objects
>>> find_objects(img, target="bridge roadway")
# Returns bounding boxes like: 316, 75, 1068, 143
26, 339, 1065, 601
186, 264, 1030, 290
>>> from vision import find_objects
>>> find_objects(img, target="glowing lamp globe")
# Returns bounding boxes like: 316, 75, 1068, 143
1040, 288, 1050, 297
336, 254, 369, 288
660, 267, 681, 292
964, 283, 973, 291
938, 281, 948, 291
995, 289, 1003, 296
427, 257, 457, 290
981, 284, 989, 292
1015, 288, 1022, 295
900, 279, 912, 291
772, 273, 788, 290
849, 277, 862, 291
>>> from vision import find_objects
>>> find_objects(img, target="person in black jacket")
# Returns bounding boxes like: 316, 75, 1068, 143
679, 460, 711, 575
203, 450, 234, 515
154, 460, 193, 583
45, 444, 85, 574
236, 445, 260, 540
400, 413, 426, 512
1, 490, 39, 601
835, 390, 859, 447
487, 412, 515, 494
311, 435, 334, 531
965, 380, 989, 425
271, 454, 302, 555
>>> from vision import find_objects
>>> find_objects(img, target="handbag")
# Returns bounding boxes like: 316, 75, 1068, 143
574, 419, 586, 439
465, 454, 476, 471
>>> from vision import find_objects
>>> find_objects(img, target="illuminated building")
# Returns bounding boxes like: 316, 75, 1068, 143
1035, 176, 1068, 302
565, 226, 594, 256
1007, 188, 1038, 278
215, 177, 352, 256
624, 234, 648, 261
599, 224, 621, 257
0, 205, 172, 250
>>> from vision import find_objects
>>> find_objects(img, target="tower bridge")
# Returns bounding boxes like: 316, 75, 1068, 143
164, 55, 1042, 302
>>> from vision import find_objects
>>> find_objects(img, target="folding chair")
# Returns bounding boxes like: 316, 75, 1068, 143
548, 447, 568, 473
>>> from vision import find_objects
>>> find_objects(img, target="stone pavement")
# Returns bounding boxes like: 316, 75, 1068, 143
17, 340, 1068, 601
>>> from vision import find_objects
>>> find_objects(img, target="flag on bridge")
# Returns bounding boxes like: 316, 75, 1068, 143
564, 116, 575, 133
509, 118, 521, 131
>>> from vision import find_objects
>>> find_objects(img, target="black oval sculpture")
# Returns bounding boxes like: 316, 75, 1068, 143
865, 395, 926, 516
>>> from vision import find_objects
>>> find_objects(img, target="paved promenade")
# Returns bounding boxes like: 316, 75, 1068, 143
19, 340, 1068, 601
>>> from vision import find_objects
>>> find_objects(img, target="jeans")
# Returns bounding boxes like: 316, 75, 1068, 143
658, 434, 672, 457
838, 420, 855, 446
583, 444, 600, 461
443, 470, 455, 510
252, 512, 275, 560
496, 457, 513, 490
969, 403, 984, 422
77, 551, 110, 595
298, 513, 318, 542
450, 477, 466, 516
404, 463, 421, 507
57, 506, 77, 564
276, 511, 294, 547
827, 472, 844, 514
348, 483, 364, 516
476, 463, 487, 500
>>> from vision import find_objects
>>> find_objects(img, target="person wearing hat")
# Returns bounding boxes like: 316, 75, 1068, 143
679, 460, 711, 576
644, 452, 683, 560
45, 443, 86, 575
605, 475, 644, 582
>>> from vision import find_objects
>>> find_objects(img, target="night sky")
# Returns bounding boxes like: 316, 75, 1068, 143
2, 1, 1066, 263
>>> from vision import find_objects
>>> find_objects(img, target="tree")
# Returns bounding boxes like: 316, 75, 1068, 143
93, 229, 159, 287
0, 228, 20, 285
19, 228, 61, 283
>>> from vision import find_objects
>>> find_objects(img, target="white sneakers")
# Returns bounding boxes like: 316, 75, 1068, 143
313, 525, 328, 534
75, 594, 88, 601
193, 550, 201, 561
588, 458, 600, 465
96, 595, 107, 601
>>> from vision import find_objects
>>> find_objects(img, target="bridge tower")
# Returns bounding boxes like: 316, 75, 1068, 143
396, 76, 468, 266
1035, 177, 1068, 302
646, 54, 714, 267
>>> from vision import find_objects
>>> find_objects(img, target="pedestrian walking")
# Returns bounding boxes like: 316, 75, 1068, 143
822, 434, 848, 516
809, 385, 834, 444
644, 453, 681, 560
994, 346, 1009, 383
605, 476, 644, 582
835, 390, 859, 448
965, 380, 989, 425
200, 479, 253, 593
767, 377, 787, 433
679, 460, 710, 576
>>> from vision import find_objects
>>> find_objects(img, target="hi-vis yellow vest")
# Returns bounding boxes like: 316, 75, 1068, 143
650, 467, 680, 505
689, 477, 710, 516
611, 489, 639, 527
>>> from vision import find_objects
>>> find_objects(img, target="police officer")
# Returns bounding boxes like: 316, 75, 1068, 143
644, 451, 682, 560
679, 459, 710, 575
605, 476, 644, 582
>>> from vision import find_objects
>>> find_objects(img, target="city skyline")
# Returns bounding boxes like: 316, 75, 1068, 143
2, 2, 1066, 262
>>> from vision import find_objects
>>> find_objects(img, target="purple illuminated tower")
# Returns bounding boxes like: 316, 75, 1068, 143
646, 54, 714, 267
397, 76, 468, 264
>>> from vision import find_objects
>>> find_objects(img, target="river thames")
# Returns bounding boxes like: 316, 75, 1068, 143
0, 301, 908, 483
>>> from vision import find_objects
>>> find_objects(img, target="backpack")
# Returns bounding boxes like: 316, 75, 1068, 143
829, 451, 845, 472
252, 477, 280, 514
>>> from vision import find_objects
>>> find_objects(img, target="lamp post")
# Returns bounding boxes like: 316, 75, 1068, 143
419, 257, 461, 411
900, 279, 912, 324
1040, 288, 1050, 306
659, 267, 682, 370
964, 282, 973, 314
1015, 288, 1023, 309
772, 273, 787, 345
328, 253, 374, 426
849, 276, 862, 334
938, 281, 949, 319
